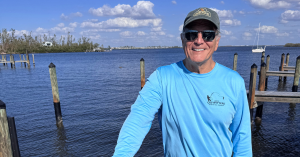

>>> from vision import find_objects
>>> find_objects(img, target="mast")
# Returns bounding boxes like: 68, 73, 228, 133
257, 23, 260, 49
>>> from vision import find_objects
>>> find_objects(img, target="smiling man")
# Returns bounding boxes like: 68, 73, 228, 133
113, 7, 252, 157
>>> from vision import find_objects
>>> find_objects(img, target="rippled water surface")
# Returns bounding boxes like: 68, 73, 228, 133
0, 46, 299, 156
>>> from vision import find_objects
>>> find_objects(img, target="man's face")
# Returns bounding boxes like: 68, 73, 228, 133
181, 20, 220, 65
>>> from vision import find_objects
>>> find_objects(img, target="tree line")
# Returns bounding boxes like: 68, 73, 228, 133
284, 43, 300, 47
0, 28, 105, 54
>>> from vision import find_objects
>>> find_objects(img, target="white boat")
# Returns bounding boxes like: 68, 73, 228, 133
252, 23, 266, 53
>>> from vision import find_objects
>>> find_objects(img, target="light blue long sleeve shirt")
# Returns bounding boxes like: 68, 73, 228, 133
113, 61, 252, 157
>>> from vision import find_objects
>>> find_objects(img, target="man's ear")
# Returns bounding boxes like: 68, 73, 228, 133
214, 36, 221, 51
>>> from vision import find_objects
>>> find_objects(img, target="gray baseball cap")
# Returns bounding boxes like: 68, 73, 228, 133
183, 7, 220, 31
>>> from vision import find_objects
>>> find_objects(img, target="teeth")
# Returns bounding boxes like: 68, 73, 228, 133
193, 49, 204, 51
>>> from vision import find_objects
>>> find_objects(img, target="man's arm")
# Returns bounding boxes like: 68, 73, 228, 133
113, 70, 163, 157
229, 81, 252, 157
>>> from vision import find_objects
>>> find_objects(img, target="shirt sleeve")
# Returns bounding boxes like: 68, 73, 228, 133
229, 81, 253, 157
112, 69, 163, 157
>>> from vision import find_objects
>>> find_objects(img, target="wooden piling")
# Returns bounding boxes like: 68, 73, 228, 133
0, 100, 13, 157
255, 62, 266, 125
2, 55, 5, 66
140, 58, 145, 89
279, 53, 285, 81
23, 55, 26, 67
284, 53, 290, 82
292, 56, 300, 92
248, 64, 257, 122
265, 55, 270, 88
26, 50, 30, 67
233, 53, 238, 71
7, 117, 20, 157
32, 54, 35, 66
49, 63, 63, 127
10, 55, 13, 68
262, 51, 265, 57
261, 56, 265, 65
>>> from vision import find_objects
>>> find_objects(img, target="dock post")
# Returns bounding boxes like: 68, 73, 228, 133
284, 53, 290, 82
19, 54, 22, 67
255, 62, 266, 125
140, 58, 145, 89
2, 55, 4, 66
279, 53, 285, 81
0, 100, 13, 157
262, 51, 265, 57
261, 55, 265, 65
26, 50, 30, 67
5, 55, 7, 66
10, 55, 13, 68
233, 53, 238, 71
32, 54, 35, 66
265, 55, 270, 88
292, 56, 300, 92
23, 55, 26, 67
49, 63, 63, 127
248, 64, 257, 122
7, 117, 20, 157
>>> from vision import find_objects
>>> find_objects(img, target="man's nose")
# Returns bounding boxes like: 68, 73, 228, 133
194, 32, 204, 44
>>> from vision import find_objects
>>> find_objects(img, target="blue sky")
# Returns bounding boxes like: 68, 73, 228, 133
1, 0, 300, 47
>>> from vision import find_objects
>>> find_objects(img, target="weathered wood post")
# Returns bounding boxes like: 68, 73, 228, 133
26, 50, 30, 67
23, 55, 26, 67
248, 64, 257, 122
19, 54, 22, 67
10, 55, 13, 68
233, 53, 238, 71
279, 53, 285, 81
1, 55, 5, 66
49, 63, 63, 127
5, 55, 7, 66
284, 53, 290, 82
140, 58, 145, 89
262, 51, 265, 57
32, 54, 35, 66
7, 117, 20, 157
0, 100, 13, 157
292, 56, 300, 92
265, 55, 270, 88
255, 62, 266, 125
261, 55, 265, 65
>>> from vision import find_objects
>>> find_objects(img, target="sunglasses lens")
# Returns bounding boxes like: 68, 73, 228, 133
185, 32, 198, 41
202, 31, 215, 41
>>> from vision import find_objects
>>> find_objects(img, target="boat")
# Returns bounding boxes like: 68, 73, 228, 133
252, 23, 266, 53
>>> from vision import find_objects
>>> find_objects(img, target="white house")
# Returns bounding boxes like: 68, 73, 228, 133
42, 41, 53, 47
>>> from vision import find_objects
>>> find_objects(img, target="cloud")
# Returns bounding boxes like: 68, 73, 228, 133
13, 30, 30, 36
255, 25, 278, 33
210, 8, 233, 18
243, 32, 252, 36
150, 31, 166, 36
50, 26, 75, 33
220, 19, 241, 26
36, 27, 48, 33
220, 1, 225, 4
280, 10, 300, 23
179, 24, 183, 32
120, 31, 134, 37
89, 1, 155, 18
248, 0, 291, 9
72, 12, 83, 17
151, 27, 162, 31
222, 30, 232, 35
276, 32, 289, 36
60, 12, 83, 20
172, 1, 177, 4
239, 11, 245, 15
80, 29, 121, 38
69, 22, 78, 28
137, 31, 146, 36
57, 23, 65, 27
80, 17, 162, 29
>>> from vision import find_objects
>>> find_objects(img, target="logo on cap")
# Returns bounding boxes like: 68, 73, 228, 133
193, 8, 211, 17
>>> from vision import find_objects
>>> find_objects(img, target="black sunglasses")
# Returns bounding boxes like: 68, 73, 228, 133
184, 30, 216, 42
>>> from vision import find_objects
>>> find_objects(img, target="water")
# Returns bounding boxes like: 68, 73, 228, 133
0, 46, 299, 157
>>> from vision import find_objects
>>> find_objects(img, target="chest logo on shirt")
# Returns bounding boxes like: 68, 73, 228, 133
207, 92, 225, 106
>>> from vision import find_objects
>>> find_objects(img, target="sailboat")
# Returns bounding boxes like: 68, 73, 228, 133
252, 23, 266, 53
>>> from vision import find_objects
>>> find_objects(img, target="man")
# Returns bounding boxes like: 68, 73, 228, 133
113, 7, 252, 157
